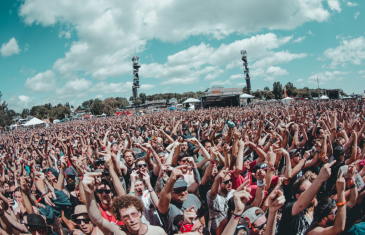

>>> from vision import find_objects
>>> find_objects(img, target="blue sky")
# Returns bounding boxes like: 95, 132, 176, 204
1, 0, 364, 112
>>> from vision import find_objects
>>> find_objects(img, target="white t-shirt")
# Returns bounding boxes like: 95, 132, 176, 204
207, 189, 235, 231
136, 190, 163, 226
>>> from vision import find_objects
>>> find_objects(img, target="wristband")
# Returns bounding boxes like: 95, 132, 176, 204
148, 189, 153, 193
232, 214, 241, 220
336, 200, 347, 206
179, 221, 193, 233
257, 179, 266, 187
129, 191, 135, 194
349, 184, 356, 189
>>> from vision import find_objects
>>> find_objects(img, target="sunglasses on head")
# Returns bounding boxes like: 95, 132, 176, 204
97, 189, 111, 194
75, 217, 91, 224
137, 164, 147, 168
221, 179, 232, 184
173, 187, 188, 194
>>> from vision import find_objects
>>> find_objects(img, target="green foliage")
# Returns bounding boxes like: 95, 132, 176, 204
101, 97, 118, 115
273, 82, 283, 99
28, 103, 71, 122
91, 99, 103, 115
139, 93, 147, 104
265, 91, 274, 100
252, 91, 262, 99
264, 86, 270, 91
115, 97, 129, 108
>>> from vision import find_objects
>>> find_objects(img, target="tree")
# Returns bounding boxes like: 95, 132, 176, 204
139, 93, 147, 104
91, 99, 103, 115
252, 91, 262, 99
101, 97, 118, 115
272, 82, 283, 99
285, 82, 297, 97
266, 91, 274, 100
115, 97, 129, 108
264, 86, 270, 91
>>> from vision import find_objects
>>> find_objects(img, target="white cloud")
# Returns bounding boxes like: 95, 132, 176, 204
140, 84, 155, 90
354, 12, 360, 19
95, 94, 103, 99
18, 0, 336, 80
307, 30, 315, 36
346, 2, 358, 7
141, 34, 305, 85
56, 78, 92, 96
229, 74, 245, 80
1, 37, 21, 57
25, 70, 57, 93
59, 30, 71, 39
264, 77, 275, 81
265, 66, 289, 77
308, 71, 351, 84
296, 79, 303, 82
89, 82, 131, 94
359, 70, 365, 74
324, 36, 365, 67
327, 0, 341, 12
161, 77, 199, 85
293, 36, 306, 43
7, 95, 35, 112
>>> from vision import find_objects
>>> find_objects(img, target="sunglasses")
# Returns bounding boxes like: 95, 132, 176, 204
75, 217, 91, 224
173, 187, 188, 194
96, 162, 105, 166
97, 189, 111, 194
221, 179, 232, 184
122, 212, 139, 221
137, 164, 147, 168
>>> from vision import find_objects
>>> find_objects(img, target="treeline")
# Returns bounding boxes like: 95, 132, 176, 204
21, 103, 71, 122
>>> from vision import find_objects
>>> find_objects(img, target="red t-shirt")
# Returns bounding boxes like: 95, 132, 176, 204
231, 160, 257, 189
99, 203, 124, 225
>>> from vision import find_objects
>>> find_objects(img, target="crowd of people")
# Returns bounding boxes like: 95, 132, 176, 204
1, 99, 365, 235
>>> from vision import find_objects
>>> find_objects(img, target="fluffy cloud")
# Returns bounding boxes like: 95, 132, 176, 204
293, 36, 306, 43
327, 0, 341, 12
359, 70, 365, 74
7, 95, 35, 112
25, 70, 56, 93
88, 81, 156, 94
308, 71, 351, 84
1, 37, 21, 57
56, 78, 92, 96
141, 34, 304, 85
324, 36, 365, 67
346, 2, 358, 7
354, 12, 360, 19
18, 0, 336, 80
296, 79, 303, 82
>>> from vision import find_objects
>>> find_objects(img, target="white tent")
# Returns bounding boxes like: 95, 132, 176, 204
23, 117, 46, 126
282, 97, 294, 104
182, 98, 200, 104
319, 95, 329, 100
240, 93, 255, 99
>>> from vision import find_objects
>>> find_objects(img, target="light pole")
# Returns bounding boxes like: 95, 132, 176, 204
132, 56, 140, 109
241, 50, 251, 104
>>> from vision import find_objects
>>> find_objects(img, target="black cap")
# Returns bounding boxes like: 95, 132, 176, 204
26, 214, 47, 228
173, 177, 188, 189
253, 162, 269, 174
333, 146, 346, 160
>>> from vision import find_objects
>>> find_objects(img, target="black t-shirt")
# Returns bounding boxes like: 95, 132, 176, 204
123, 165, 135, 189
277, 202, 314, 235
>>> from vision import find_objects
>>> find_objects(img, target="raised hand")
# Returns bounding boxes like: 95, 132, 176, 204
318, 161, 336, 182
82, 172, 102, 194
268, 190, 286, 212
232, 180, 251, 215
184, 205, 197, 224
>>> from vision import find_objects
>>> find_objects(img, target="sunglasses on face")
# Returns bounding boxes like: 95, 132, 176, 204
122, 212, 139, 221
137, 164, 147, 168
173, 187, 188, 194
96, 162, 105, 166
97, 189, 111, 194
221, 179, 232, 184
75, 217, 91, 224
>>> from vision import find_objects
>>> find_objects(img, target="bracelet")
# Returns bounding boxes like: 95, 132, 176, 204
349, 184, 356, 189
41, 190, 48, 197
148, 189, 153, 193
232, 214, 241, 220
336, 200, 347, 206
257, 179, 266, 187
129, 191, 135, 194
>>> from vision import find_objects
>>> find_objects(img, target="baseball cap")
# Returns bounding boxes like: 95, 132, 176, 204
289, 148, 303, 158
173, 177, 188, 189
241, 207, 265, 225
26, 214, 47, 228
44, 167, 59, 178
333, 146, 346, 160
253, 162, 269, 174
65, 167, 76, 176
